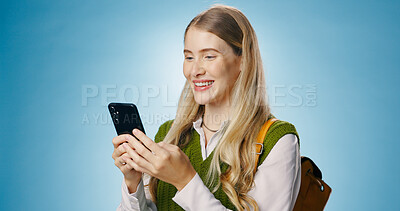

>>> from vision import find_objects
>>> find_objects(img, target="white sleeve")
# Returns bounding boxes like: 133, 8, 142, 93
172, 134, 300, 211
117, 174, 157, 211
248, 134, 301, 211
172, 173, 233, 211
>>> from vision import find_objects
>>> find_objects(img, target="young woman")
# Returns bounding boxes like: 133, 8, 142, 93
112, 4, 300, 211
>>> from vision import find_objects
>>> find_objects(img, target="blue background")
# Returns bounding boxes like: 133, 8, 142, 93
1, 0, 399, 210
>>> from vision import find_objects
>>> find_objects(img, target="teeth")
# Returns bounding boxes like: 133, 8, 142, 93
195, 81, 214, 87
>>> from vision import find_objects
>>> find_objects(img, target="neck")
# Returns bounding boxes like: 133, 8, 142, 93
203, 100, 230, 130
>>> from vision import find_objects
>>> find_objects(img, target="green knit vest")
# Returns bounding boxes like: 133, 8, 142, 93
153, 115, 300, 210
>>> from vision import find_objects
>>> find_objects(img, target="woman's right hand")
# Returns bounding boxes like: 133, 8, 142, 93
112, 134, 143, 193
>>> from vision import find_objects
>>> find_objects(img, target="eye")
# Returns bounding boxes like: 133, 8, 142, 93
185, 56, 194, 61
204, 55, 216, 60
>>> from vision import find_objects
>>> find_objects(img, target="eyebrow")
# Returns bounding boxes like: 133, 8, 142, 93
183, 48, 221, 54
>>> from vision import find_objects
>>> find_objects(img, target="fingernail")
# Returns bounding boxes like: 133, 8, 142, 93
133, 129, 138, 135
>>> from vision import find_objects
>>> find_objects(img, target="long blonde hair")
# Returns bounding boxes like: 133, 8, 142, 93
149, 5, 270, 210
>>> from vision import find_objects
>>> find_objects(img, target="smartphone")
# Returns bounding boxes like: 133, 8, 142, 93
108, 103, 145, 136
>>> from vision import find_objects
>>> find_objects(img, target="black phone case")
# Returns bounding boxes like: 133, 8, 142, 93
108, 103, 145, 135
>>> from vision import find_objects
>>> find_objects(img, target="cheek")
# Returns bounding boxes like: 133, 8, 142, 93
183, 62, 191, 80
212, 61, 231, 80
226, 59, 241, 81
217, 61, 240, 87
206, 61, 225, 77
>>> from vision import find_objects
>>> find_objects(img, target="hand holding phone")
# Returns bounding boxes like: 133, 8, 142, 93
109, 103, 145, 192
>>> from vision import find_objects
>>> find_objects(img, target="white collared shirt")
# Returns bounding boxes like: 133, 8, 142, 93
117, 117, 301, 211
192, 116, 229, 160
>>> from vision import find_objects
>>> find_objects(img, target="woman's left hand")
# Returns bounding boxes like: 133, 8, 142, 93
122, 129, 197, 191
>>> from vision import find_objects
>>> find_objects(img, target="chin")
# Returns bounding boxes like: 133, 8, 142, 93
193, 95, 211, 105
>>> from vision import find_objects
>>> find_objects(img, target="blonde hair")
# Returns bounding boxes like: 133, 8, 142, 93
149, 4, 270, 211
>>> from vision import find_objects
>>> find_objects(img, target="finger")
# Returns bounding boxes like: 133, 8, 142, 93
122, 147, 153, 175
112, 135, 129, 148
114, 155, 128, 169
126, 133, 158, 162
119, 155, 137, 173
123, 143, 154, 172
112, 144, 127, 159
132, 129, 164, 156
123, 157, 151, 175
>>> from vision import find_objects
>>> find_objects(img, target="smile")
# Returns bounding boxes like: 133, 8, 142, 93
193, 80, 214, 91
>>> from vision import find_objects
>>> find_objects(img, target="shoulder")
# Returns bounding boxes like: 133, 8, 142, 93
265, 113, 299, 141
258, 118, 300, 166
266, 119, 299, 142
154, 119, 174, 143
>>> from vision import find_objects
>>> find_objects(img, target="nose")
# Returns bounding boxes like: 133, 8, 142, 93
191, 58, 205, 78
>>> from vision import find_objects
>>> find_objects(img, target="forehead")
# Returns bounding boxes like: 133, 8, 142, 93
184, 27, 230, 54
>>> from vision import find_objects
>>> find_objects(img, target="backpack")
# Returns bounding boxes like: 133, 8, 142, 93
255, 118, 332, 211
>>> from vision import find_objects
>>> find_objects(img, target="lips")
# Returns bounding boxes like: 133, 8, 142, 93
193, 80, 214, 91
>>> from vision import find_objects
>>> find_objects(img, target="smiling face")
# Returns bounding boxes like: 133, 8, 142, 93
183, 27, 242, 106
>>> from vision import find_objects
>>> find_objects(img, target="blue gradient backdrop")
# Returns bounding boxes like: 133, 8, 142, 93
1, 0, 399, 210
